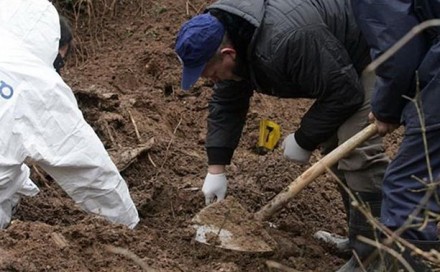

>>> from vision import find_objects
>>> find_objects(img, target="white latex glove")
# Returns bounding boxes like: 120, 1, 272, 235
202, 173, 228, 205
282, 133, 312, 164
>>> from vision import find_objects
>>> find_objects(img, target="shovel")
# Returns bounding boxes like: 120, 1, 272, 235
192, 123, 378, 253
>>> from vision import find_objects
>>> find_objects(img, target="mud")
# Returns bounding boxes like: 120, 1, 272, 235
0, 0, 404, 271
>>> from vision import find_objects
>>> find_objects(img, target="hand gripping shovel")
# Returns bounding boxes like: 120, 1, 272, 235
192, 123, 378, 253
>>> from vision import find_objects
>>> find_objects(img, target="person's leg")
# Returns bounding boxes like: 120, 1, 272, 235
373, 129, 440, 271
337, 72, 389, 195
0, 164, 39, 228
317, 137, 350, 253
383, 39, 440, 241
336, 73, 389, 271
376, 35, 440, 271
382, 130, 440, 240
321, 137, 352, 224
336, 192, 383, 272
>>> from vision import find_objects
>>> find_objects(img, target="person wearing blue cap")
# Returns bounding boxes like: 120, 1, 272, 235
175, 0, 389, 270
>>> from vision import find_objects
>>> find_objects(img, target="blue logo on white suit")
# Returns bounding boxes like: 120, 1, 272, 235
0, 80, 13, 99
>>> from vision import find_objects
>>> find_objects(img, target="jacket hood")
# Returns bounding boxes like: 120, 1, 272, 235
0, 0, 60, 67
207, 0, 265, 28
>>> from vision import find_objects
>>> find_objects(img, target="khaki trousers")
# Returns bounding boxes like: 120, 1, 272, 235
321, 72, 389, 193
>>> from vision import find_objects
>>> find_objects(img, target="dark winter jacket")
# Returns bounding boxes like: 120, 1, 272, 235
205, 0, 370, 165
352, 0, 440, 134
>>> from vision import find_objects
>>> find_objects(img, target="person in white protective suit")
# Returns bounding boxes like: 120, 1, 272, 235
0, 0, 140, 229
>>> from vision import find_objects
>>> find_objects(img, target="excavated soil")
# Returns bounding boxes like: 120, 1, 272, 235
0, 0, 404, 271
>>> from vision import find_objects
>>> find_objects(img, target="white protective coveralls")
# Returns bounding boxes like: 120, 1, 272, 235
0, 0, 140, 228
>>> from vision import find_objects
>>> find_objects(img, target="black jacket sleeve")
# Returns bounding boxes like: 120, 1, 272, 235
282, 25, 365, 151
206, 80, 253, 165
351, 0, 427, 124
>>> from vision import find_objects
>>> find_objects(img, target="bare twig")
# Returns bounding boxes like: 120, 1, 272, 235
195, 2, 206, 14
51, 232, 68, 249
109, 138, 155, 172
105, 245, 156, 272
211, 208, 231, 244
352, 250, 367, 272
104, 120, 117, 146
147, 153, 157, 168
329, 168, 440, 266
156, 117, 183, 176
186, 1, 199, 14
128, 110, 142, 143
265, 260, 301, 272
405, 71, 432, 182
357, 236, 415, 272
31, 164, 50, 188
110, 0, 117, 17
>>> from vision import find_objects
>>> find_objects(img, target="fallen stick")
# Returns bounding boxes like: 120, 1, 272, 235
104, 245, 155, 272
109, 137, 155, 172
128, 110, 142, 143
266, 260, 301, 272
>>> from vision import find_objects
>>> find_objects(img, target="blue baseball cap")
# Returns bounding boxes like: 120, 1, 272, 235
175, 13, 225, 91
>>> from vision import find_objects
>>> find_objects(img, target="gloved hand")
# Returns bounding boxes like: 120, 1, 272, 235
282, 133, 312, 164
202, 173, 228, 205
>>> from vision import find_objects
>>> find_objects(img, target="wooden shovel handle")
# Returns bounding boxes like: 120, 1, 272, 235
254, 123, 378, 222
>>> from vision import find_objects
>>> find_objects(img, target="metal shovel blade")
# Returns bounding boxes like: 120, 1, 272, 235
192, 197, 276, 252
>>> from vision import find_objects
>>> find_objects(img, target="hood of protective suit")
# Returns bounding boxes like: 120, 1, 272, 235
0, 0, 60, 67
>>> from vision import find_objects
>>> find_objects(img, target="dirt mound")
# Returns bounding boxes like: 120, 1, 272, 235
0, 0, 403, 271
